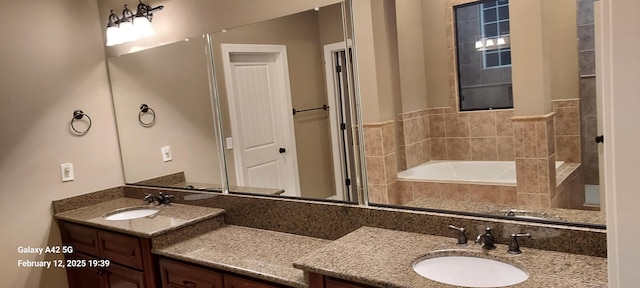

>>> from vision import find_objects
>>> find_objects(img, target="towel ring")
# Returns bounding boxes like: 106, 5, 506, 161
138, 104, 156, 127
71, 110, 92, 135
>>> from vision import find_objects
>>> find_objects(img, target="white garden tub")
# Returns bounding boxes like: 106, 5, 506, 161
397, 161, 564, 185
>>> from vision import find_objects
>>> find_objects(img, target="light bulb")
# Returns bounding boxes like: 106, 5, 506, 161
119, 21, 138, 43
486, 39, 495, 46
475, 40, 484, 49
497, 37, 506, 45
133, 16, 155, 38
106, 26, 122, 46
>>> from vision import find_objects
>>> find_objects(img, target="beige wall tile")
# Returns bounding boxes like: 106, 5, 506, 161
382, 123, 395, 156
368, 184, 388, 204
384, 153, 397, 184
513, 122, 524, 157
396, 119, 405, 147
554, 106, 580, 136
439, 183, 470, 201
471, 138, 498, 161
556, 135, 581, 163
406, 143, 424, 168
413, 181, 440, 199
404, 118, 422, 144
496, 110, 514, 136
446, 138, 471, 160
535, 121, 549, 158
497, 137, 515, 161
429, 114, 446, 138
547, 118, 556, 156
515, 158, 526, 192
365, 156, 385, 185
397, 145, 407, 171
469, 112, 497, 137
523, 122, 538, 158
445, 113, 469, 137
524, 159, 539, 194
552, 99, 579, 108
501, 186, 518, 205
364, 127, 383, 157
536, 159, 550, 194
431, 138, 448, 160
568, 168, 586, 209
421, 115, 430, 140
388, 181, 413, 205
469, 185, 502, 204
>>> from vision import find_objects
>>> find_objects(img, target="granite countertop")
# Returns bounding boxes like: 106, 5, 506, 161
294, 226, 607, 288
405, 198, 606, 226
154, 225, 330, 288
54, 197, 225, 238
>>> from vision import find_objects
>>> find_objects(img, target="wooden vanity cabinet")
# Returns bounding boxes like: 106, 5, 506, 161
308, 273, 374, 288
59, 221, 158, 288
159, 258, 285, 288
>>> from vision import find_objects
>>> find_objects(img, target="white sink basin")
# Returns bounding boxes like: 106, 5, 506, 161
413, 255, 528, 287
104, 208, 159, 221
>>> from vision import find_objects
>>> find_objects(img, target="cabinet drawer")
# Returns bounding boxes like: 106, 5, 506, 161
160, 258, 223, 288
61, 222, 100, 256
105, 262, 146, 288
98, 230, 144, 270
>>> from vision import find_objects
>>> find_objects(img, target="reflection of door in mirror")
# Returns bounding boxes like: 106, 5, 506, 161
353, 0, 604, 225
212, 3, 356, 201
109, 37, 225, 190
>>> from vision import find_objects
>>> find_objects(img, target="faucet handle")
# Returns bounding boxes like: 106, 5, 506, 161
508, 233, 532, 254
143, 193, 154, 203
447, 225, 467, 245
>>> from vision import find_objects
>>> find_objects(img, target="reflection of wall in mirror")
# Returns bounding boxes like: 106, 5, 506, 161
211, 4, 346, 199
109, 38, 222, 185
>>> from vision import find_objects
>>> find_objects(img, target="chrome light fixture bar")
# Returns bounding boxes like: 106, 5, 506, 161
106, 0, 164, 46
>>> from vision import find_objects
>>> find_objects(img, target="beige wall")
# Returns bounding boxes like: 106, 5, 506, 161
109, 37, 223, 185
511, 0, 578, 115
211, 8, 339, 199
422, 0, 452, 108
0, 0, 124, 287
395, 0, 428, 112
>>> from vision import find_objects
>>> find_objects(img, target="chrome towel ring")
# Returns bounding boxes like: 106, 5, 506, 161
138, 104, 156, 127
70, 110, 92, 135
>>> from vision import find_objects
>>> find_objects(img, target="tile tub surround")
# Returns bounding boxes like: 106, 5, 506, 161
155, 225, 331, 288
293, 227, 607, 288
123, 186, 606, 257
363, 121, 397, 204
53, 197, 225, 238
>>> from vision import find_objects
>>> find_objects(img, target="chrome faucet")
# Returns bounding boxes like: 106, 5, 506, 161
144, 192, 173, 205
475, 227, 496, 250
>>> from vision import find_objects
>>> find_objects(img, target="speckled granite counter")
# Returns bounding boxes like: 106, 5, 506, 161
294, 227, 607, 288
154, 225, 331, 288
54, 197, 225, 238
405, 198, 606, 226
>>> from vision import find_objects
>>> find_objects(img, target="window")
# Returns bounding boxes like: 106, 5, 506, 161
481, 0, 510, 68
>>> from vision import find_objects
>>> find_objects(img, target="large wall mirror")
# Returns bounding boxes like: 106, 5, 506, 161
109, 2, 362, 202
355, 0, 604, 227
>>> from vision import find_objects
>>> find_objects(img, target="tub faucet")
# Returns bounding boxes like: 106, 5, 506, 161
144, 192, 173, 205
475, 227, 496, 250
447, 225, 467, 245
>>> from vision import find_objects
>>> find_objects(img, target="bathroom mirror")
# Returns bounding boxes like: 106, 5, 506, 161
109, 36, 226, 191
209, 2, 358, 201
109, 2, 361, 201
355, 0, 604, 226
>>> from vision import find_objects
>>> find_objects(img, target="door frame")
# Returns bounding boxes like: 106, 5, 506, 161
220, 43, 301, 197
323, 40, 352, 201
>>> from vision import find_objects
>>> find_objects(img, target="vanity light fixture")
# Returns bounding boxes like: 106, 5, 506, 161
105, 0, 164, 46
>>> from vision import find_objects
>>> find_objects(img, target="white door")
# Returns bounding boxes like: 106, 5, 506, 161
221, 44, 300, 197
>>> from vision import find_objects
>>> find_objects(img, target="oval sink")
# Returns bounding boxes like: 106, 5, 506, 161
413, 255, 528, 287
104, 208, 159, 221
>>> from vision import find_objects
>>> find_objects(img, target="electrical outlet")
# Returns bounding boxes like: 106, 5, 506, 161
226, 137, 233, 150
60, 163, 74, 182
161, 146, 173, 162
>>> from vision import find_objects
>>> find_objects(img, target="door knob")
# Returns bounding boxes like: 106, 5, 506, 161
595, 135, 604, 143
279, 148, 286, 153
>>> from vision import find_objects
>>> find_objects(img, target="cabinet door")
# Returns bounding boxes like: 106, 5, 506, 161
98, 230, 144, 270
61, 222, 100, 256
159, 258, 223, 288
222, 274, 282, 288
104, 262, 146, 288
66, 252, 104, 288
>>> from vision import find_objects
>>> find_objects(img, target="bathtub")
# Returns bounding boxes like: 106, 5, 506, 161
397, 160, 564, 185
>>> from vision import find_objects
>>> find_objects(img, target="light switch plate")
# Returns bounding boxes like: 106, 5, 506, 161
161, 146, 172, 162
225, 137, 233, 150
60, 163, 74, 182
